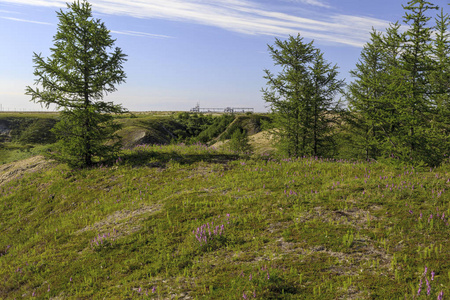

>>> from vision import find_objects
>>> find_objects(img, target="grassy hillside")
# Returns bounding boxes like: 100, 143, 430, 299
0, 113, 59, 165
115, 115, 185, 149
1, 144, 449, 299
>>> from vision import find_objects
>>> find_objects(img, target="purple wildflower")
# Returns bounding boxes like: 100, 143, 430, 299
431, 271, 435, 281
418, 278, 422, 296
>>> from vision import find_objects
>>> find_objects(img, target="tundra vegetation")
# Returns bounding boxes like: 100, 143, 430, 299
0, 0, 449, 299
0, 142, 449, 299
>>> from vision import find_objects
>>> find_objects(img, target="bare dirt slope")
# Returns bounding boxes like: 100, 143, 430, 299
211, 130, 277, 155
0, 155, 53, 186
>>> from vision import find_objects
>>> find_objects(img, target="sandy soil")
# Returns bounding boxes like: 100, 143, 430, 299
0, 155, 53, 186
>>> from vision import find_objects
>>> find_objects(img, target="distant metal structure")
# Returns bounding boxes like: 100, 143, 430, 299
190, 103, 253, 113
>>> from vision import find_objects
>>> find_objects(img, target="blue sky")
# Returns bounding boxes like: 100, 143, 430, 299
0, 0, 444, 112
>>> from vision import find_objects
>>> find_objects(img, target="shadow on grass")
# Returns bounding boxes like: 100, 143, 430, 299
120, 150, 239, 168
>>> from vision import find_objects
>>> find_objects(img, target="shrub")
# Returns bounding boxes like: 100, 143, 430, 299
227, 129, 252, 153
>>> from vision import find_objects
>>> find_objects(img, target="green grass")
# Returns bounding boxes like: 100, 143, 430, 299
0, 144, 449, 299
0, 143, 51, 164
0, 112, 59, 119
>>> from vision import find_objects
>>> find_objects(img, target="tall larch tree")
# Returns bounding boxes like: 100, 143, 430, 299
400, 0, 438, 163
348, 1, 450, 166
262, 35, 316, 157
429, 8, 450, 157
26, 0, 127, 168
263, 34, 343, 157
308, 50, 344, 157
347, 29, 385, 160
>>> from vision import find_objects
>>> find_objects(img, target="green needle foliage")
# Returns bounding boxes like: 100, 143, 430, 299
26, 0, 127, 168
228, 128, 252, 153
262, 34, 344, 158
401, 0, 439, 162
348, 0, 449, 166
347, 29, 385, 160
347, 24, 406, 161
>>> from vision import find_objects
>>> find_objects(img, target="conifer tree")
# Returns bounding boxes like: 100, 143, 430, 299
262, 34, 343, 157
348, 1, 450, 166
347, 23, 408, 160
347, 29, 385, 159
262, 35, 316, 157
308, 50, 344, 156
228, 129, 252, 153
400, 0, 438, 160
426, 8, 450, 164
430, 8, 450, 105
374, 22, 408, 157
26, 1, 127, 167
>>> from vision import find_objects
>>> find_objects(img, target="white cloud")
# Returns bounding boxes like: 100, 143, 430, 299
0, 16, 53, 25
0, 9, 19, 13
302, 0, 330, 8
283, 0, 331, 9
110, 30, 173, 39
0, 0, 391, 47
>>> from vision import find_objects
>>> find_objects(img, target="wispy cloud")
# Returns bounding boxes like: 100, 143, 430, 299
0, 9, 20, 13
282, 0, 331, 9
0, 16, 53, 25
110, 30, 173, 39
1, 0, 391, 47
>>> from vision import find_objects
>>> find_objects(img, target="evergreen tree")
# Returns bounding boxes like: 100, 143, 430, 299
430, 8, 450, 105
228, 129, 252, 153
347, 29, 386, 159
262, 34, 342, 157
377, 22, 407, 155
400, 0, 438, 161
348, 1, 449, 166
262, 35, 315, 157
426, 8, 450, 164
308, 50, 345, 157
26, 1, 127, 167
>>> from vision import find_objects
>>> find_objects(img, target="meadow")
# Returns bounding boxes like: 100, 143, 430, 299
1, 142, 449, 299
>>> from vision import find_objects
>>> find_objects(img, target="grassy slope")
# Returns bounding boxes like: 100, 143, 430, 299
0, 113, 59, 165
115, 115, 183, 148
1, 145, 449, 299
